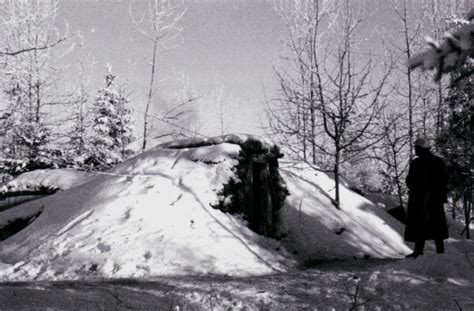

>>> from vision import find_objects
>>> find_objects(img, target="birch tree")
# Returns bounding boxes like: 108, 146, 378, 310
130, 0, 186, 151
267, 1, 392, 208
146, 70, 201, 141
68, 33, 95, 162
266, 0, 335, 164
374, 109, 410, 207
0, 0, 66, 60
389, 0, 429, 160
313, 2, 392, 208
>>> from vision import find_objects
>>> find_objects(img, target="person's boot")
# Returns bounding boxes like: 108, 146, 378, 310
435, 239, 445, 254
406, 240, 425, 258
405, 251, 423, 258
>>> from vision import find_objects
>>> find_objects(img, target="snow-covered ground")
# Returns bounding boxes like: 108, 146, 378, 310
0, 244, 473, 310
0, 134, 473, 310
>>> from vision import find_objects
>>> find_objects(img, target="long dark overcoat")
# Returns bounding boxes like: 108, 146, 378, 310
404, 153, 448, 242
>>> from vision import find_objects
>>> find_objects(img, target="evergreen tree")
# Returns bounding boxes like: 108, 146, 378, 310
86, 69, 134, 169
68, 90, 91, 165
0, 1, 70, 175
1, 76, 54, 174
66, 33, 96, 168
436, 60, 473, 238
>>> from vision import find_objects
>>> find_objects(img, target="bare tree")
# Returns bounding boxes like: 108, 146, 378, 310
142, 70, 202, 142
215, 87, 229, 136
389, 0, 430, 160
313, 2, 392, 208
0, 0, 66, 60
130, 0, 186, 150
267, 1, 392, 209
203, 85, 236, 136
266, 0, 335, 164
68, 32, 95, 159
374, 109, 410, 207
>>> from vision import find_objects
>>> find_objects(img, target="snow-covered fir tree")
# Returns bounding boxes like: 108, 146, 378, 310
86, 68, 135, 169
436, 60, 473, 238
68, 87, 91, 165
0, 1, 68, 175
0, 71, 55, 175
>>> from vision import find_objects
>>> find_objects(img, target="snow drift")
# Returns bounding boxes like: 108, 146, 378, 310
278, 161, 411, 260
1, 168, 98, 193
0, 134, 411, 281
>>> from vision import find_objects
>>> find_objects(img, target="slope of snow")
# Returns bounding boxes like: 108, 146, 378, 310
279, 161, 411, 259
1, 136, 414, 281
0, 141, 289, 281
0, 169, 99, 228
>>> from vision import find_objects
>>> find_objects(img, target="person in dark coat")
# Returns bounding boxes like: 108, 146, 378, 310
405, 137, 448, 258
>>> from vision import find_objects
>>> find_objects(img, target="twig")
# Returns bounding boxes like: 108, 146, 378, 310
0, 38, 67, 56
464, 251, 474, 268
454, 298, 463, 311
347, 279, 371, 311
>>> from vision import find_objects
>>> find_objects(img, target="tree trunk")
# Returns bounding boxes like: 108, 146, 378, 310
401, 0, 414, 160
469, 99, 474, 239
464, 192, 471, 239
436, 80, 444, 137
334, 147, 341, 209
310, 66, 317, 165
452, 196, 456, 220
391, 131, 404, 208
78, 84, 86, 155
310, 98, 316, 165
142, 41, 158, 151
302, 106, 307, 162
407, 67, 414, 159
299, 63, 307, 162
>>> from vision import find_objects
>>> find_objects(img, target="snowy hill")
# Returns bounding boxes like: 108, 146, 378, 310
278, 161, 410, 260
0, 134, 411, 281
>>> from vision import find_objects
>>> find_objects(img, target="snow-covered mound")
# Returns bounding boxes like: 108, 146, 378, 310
278, 161, 411, 259
0, 136, 289, 280
0, 134, 412, 281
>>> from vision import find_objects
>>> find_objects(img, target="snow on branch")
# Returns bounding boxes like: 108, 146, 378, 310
0, 37, 67, 57
408, 9, 474, 81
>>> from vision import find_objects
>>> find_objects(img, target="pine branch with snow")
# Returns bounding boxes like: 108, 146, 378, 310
408, 9, 474, 81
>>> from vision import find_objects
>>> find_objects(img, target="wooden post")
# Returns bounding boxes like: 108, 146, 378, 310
250, 154, 275, 236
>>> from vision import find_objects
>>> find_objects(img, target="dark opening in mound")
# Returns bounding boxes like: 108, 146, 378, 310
213, 139, 288, 238
0, 207, 44, 241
